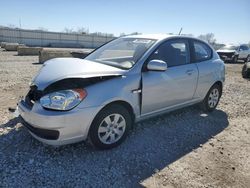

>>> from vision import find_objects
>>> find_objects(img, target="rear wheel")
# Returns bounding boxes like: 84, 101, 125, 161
201, 84, 222, 112
89, 104, 132, 149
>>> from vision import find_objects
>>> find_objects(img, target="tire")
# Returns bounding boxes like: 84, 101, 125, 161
246, 55, 250, 63
242, 63, 250, 78
201, 84, 222, 112
232, 55, 238, 63
89, 104, 132, 149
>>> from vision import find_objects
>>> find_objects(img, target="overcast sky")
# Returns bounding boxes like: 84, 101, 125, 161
0, 0, 249, 44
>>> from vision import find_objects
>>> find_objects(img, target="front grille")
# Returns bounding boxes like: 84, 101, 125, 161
217, 52, 234, 59
25, 85, 43, 107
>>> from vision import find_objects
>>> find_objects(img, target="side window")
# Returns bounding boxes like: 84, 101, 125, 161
193, 41, 212, 62
148, 40, 189, 67
239, 45, 248, 51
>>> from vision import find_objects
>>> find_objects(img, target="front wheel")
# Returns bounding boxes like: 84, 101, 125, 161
242, 63, 250, 78
201, 84, 222, 112
232, 55, 238, 63
246, 55, 250, 63
89, 104, 132, 149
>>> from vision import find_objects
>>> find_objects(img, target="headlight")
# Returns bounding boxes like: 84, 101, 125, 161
40, 89, 87, 111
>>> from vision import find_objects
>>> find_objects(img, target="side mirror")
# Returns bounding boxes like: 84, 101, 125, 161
147, 60, 168, 71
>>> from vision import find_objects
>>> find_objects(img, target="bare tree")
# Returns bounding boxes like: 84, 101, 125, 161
63, 27, 74, 33
90, 32, 114, 37
62, 27, 114, 37
76, 27, 89, 34
7, 24, 18, 29
198, 33, 216, 45
37, 27, 48, 31
130, 32, 141, 35
120, 33, 126, 37
181, 33, 193, 37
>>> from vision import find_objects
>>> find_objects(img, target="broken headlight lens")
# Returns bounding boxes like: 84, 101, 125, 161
40, 89, 87, 111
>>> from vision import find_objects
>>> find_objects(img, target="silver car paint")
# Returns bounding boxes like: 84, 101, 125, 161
142, 63, 199, 114
18, 100, 104, 145
217, 45, 250, 60
238, 48, 250, 59
19, 34, 225, 146
77, 73, 141, 116
33, 58, 125, 90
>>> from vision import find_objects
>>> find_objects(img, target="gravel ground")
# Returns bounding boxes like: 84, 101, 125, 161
0, 48, 249, 188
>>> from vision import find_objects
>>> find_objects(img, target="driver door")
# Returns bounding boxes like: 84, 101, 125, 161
141, 39, 198, 115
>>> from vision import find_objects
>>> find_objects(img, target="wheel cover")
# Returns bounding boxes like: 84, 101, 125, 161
244, 65, 248, 72
98, 113, 126, 144
208, 88, 220, 108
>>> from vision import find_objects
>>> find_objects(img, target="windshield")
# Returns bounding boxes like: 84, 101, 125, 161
220, 45, 238, 50
85, 37, 156, 70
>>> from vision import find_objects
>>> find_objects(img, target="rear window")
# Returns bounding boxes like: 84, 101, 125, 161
194, 41, 212, 62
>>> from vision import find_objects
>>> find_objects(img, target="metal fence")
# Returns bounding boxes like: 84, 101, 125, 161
0, 28, 115, 48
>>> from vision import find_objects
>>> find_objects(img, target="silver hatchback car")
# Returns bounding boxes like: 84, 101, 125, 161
18, 34, 225, 149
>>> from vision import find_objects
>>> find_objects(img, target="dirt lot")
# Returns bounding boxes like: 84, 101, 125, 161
0, 48, 249, 187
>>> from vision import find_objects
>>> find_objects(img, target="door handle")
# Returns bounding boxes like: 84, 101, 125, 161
186, 69, 194, 75
132, 89, 142, 94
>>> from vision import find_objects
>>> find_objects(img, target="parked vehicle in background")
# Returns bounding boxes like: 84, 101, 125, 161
18, 34, 225, 149
217, 44, 250, 63
242, 62, 250, 78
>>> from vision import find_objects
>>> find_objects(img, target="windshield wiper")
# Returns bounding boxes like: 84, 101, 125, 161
95, 60, 130, 70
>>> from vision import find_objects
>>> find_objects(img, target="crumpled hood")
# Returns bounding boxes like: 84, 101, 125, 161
217, 49, 236, 53
32, 58, 125, 90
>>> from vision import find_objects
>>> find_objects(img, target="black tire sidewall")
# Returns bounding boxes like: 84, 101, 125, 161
242, 64, 248, 78
202, 84, 221, 112
246, 55, 250, 63
89, 104, 132, 149
233, 55, 238, 63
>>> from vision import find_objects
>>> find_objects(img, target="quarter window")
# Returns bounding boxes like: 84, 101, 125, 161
194, 41, 212, 62
148, 40, 189, 67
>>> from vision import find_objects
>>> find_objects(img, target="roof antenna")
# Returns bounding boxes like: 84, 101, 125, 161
19, 18, 22, 29
178, 27, 183, 35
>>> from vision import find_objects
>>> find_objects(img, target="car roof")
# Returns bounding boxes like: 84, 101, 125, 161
122, 34, 175, 40
122, 33, 204, 42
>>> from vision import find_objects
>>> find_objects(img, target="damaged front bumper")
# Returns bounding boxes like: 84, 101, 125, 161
217, 52, 235, 62
18, 99, 103, 146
